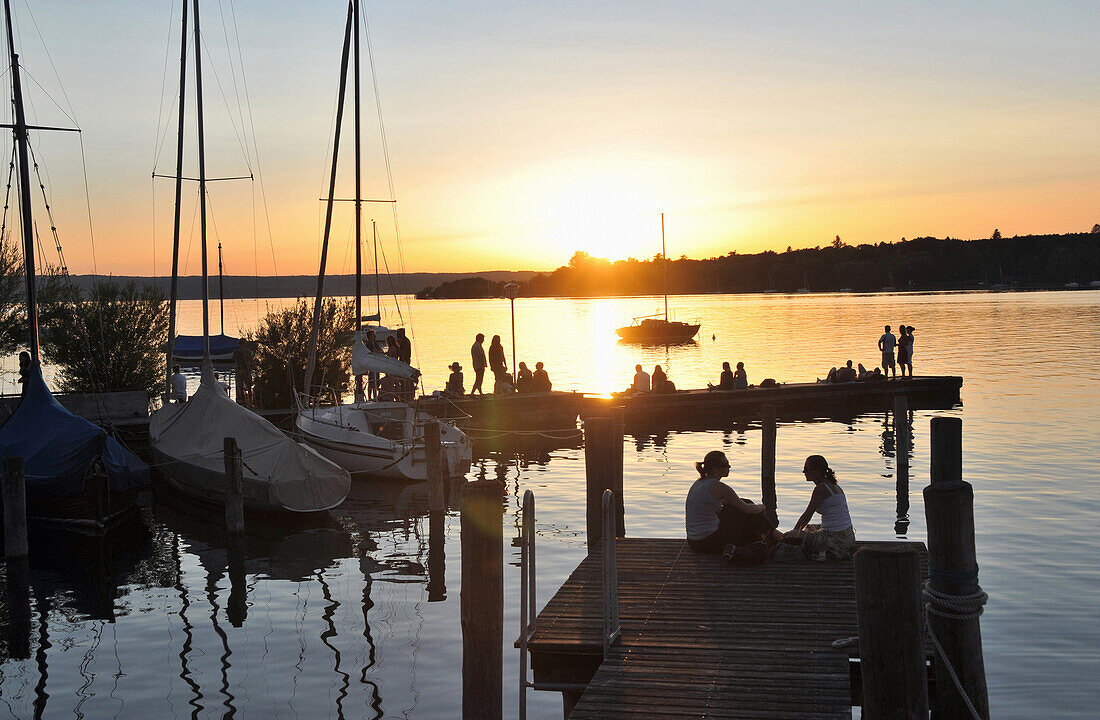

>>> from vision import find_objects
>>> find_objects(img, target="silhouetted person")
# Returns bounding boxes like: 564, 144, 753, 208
533, 361, 552, 392
169, 363, 187, 403
878, 325, 897, 378
710, 361, 735, 390
17, 351, 30, 395
397, 330, 412, 365
836, 360, 857, 382
470, 333, 487, 394
733, 361, 748, 389
516, 361, 533, 392
898, 325, 914, 377
632, 364, 651, 392
488, 335, 509, 393
686, 450, 780, 554
652, 365, 675, 393
365, 329, 381, 399
385, 335, 400, 359
445, 362, 464, 396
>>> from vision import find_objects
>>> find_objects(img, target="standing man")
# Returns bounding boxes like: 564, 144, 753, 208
878, 325, 897, 378
169, 364, 188, 403
470, 333, 487, 394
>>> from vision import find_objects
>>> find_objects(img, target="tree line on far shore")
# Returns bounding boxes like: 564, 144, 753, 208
416, 229, 1100, 299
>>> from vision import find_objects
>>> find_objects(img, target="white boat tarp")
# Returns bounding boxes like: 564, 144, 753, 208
150, 367, 350, 512
352, 337, 420, 380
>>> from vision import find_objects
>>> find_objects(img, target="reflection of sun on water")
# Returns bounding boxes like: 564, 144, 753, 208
591, 300, 621, 396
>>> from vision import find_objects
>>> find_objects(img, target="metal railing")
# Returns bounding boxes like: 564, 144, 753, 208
519, 488, 621, 719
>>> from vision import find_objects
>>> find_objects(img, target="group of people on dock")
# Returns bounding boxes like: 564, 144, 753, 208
443, 333, 552, 396
820, 324, 917, 384
630, 364, 678, 394
686, 450, 855, 562
359, 327, 415, 401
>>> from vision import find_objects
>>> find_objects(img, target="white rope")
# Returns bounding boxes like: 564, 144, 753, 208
923, 579, 988, 720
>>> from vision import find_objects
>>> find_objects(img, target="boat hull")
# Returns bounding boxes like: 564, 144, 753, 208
21, 470, 141, 536
615, 321, 700, 344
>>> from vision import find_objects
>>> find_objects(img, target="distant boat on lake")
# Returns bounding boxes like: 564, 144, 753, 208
616, 214, 700, 344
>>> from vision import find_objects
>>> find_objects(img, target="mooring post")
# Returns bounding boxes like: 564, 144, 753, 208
3, 456, 31, 659
425, 420, 446, 513
925, 416, 989, 720
460, 480, 503, 720
855, 546, 929, 719
3, 456, 29, 559
761, 404, 777, 519
224, 437, 244, 535
609, 406, 625, 536
584, 415, 623, 551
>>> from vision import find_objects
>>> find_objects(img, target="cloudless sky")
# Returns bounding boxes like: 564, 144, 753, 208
4, 0, 1098, 275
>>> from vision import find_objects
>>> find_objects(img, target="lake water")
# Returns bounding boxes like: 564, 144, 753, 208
1, 290, 1097, 719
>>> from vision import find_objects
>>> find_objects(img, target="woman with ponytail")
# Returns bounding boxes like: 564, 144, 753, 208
789, 455, 856, 560
686, 450, 779, 554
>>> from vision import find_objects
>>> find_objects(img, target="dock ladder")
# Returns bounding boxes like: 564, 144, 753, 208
519, 489, 621, 719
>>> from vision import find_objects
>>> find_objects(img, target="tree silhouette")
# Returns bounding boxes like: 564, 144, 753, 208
992, 228, 1002, 240
1092, 224, 1099, 234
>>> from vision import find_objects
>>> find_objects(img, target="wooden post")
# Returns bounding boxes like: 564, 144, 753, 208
3, 456, 29, 559
894, 396, 911, 535
924, 417, 989, 720
224, 437, 244, 535
761, 405, 777, 519
609, 406, 625, 537
855, 546, 928, 719
585, 415, 623, 551
425, 420, 446, 513
2, 457, 30, 659
460, 480, 503, 720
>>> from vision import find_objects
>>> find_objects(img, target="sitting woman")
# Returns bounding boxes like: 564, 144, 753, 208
445, 362, 465, 396
516, 362, 534, 392
686, 451, 780, 554
788, 455, 856, 560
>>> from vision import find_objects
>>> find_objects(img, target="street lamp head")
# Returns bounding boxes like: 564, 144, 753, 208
503, 282, 520, 300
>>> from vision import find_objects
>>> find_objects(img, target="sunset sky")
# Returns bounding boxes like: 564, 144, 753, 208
5, 1, 1098, 276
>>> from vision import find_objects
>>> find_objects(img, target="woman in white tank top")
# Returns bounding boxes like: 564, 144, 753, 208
686, 450, 779, 554
789, 455, 856, 560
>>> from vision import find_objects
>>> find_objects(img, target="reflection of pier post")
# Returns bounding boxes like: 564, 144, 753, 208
427, 511, 447, 602
761, 405, 777, 520
893, 396, 911, 535
3, 456, 31, 659
925, 417, 989, 719
460, 480, 503, 720
224, 437, 247, 626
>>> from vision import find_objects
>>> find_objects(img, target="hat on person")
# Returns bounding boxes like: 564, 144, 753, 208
449, 362, 461, 371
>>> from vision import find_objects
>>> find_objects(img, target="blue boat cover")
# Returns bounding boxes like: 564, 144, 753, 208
0, 363, 150, 495
173, 334, 240, 359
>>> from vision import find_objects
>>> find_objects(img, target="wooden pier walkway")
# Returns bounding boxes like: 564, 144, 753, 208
526, 538, 929, 719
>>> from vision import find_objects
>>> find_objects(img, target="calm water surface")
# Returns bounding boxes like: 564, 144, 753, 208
1, 291, 1097, 719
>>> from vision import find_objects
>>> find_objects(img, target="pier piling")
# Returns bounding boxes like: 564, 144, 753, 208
224, 437, 244, 534
855, 545, 929, 719
761, 404, 777, 518
925, 417, 989, 720
3, 456, 30, 659
584, 414, 624, 550
425, 420, 446, 513
460, 480, 503, 720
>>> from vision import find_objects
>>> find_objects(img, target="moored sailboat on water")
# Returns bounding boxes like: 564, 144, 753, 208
616, 213, 701, 344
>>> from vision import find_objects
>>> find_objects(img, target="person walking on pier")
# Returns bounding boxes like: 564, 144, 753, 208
470, 333, 487, 394
686, 450, 780, 554
878, 325, 897, 378
788, 455, 856, 561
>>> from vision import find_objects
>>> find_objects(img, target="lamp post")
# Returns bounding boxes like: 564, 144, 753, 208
504, 282, 519, 385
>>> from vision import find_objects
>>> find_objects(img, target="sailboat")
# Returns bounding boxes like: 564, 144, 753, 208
149, 0, 349, 513
0, 0, 149, 533
295, 0, 471, 481
615, 213, 701, 343
172, 241, 239, 363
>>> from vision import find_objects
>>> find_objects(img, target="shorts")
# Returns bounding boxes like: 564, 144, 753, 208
804, 526, 856, 561
882, 351, 896, 368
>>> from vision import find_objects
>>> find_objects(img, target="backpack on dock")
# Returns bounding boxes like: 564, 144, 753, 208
725, 541, 767, 567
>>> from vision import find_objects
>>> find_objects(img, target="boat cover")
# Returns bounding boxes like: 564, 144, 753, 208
173, 334, 239, 359
0, 363, 150, 495
149, 364, 349, 512
352, 337, 420, 380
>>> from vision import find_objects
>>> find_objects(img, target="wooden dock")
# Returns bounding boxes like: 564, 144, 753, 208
525, 538, 929, 719
585, 375, 962, 426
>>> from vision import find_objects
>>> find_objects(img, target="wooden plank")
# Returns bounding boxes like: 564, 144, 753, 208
526, 538, 928, 719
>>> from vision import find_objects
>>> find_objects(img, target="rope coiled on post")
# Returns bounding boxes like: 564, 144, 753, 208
923, 577, 989, 720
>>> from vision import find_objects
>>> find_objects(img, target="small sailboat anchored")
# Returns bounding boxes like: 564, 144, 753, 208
616, 213, 701, 344
0, 0, 149, 533
150, 0, 349, 513
295, 0, 470, 481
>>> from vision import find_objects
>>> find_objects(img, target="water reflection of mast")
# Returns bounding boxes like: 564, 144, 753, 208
358, 538, 384, 718
204, 559, 237, 719
316, 570, 350, 720
31, 595, 51, 719
173, 533, 204, 718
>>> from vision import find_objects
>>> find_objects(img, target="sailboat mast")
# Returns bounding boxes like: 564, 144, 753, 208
304, 1, 354, 394
373, 219, 379, 317
3, 0, 40, 363
218, 241, 224, 335
661, 212, 668, 322
192, 0, 211, 366
353, 0, 362, 334
165, 0, 188, 393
